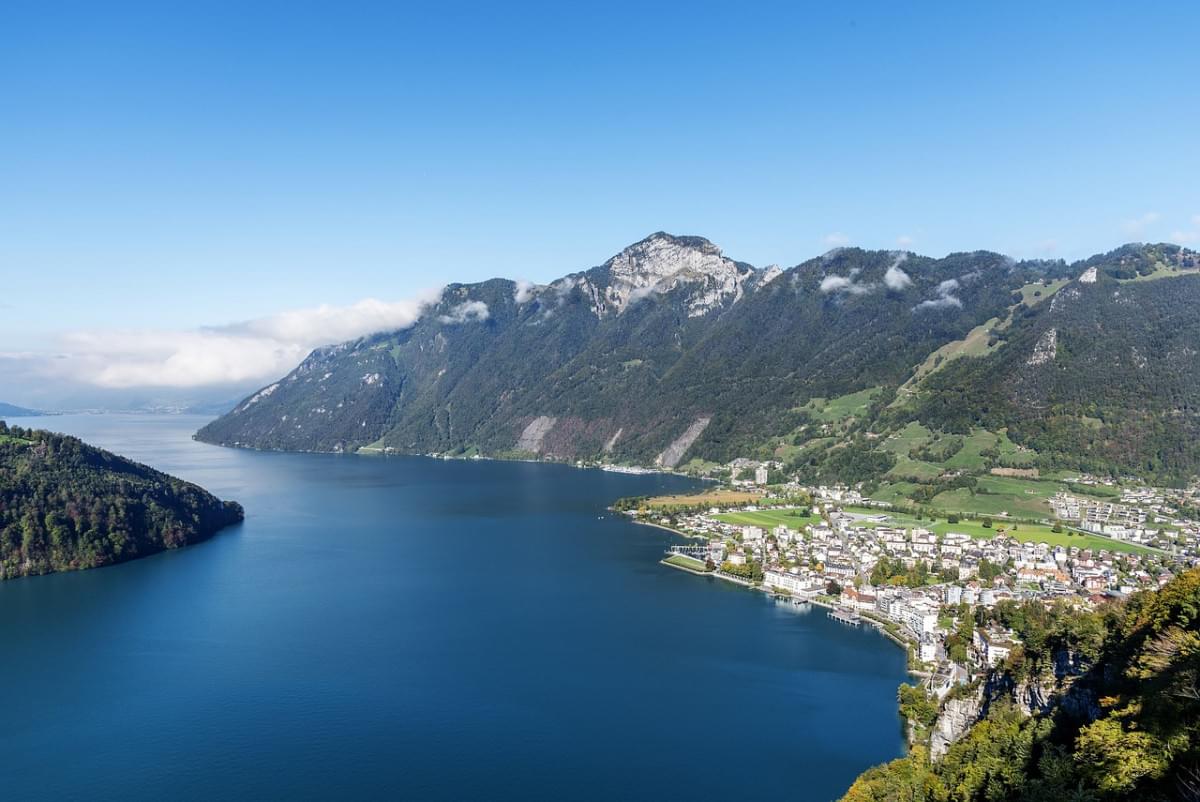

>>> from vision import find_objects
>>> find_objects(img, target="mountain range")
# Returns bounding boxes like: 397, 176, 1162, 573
0, 402, 44, 417
196, 234, 1200, 484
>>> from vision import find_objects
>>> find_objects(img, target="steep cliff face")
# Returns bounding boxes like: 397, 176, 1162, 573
930, 647, 1098, 758
930, 690, 983, 759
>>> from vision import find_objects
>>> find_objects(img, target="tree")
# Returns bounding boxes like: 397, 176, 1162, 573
897, 683, 938, 729
1076, 718, 1170, 793
978, 558, 1003, 585
826, 579, 843, 596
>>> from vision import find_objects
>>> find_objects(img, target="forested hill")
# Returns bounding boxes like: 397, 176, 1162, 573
0, 422, 243, 579
196, 234, 1200, 483
842, 567, 1200, 801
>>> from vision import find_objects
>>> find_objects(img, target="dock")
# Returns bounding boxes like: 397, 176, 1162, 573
827, 608, 862, 626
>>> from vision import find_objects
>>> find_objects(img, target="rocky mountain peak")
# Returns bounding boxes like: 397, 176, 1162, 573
600, 232, 754, 316
606, 232, 726, 280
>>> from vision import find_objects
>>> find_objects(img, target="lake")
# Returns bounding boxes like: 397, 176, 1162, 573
0, 414, 907, 800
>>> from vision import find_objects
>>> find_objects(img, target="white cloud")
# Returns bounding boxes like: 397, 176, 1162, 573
437, 300, 490, 324
57, 329, 311, 389
896, 235, 914, 247
513, 280, 536, 304
915, 296, 962, 311
823, 258, 910, 296
883, 254, 912, 290
1121, 211, 1160, 236
626, 283, 662, 305
823, 232, 850, 247
914, 278, 962, 311
15, 289, 444, 390
819, 273, 875, 296
1171, 230, 1199, 244
219, 292, 441, 345
819, 275, 853, 293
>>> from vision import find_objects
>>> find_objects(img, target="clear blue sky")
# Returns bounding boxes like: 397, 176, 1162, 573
2, 0, 1198, 349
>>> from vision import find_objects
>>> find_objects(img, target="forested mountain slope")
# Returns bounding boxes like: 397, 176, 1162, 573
907, 244, 1200, 482
196, 235, 1200, 482
197, 233, 1064, 463
0, 422, 243, 579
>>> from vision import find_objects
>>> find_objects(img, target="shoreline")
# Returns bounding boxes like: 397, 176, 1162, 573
197, 434, 716, 482
638, 517, 916, 658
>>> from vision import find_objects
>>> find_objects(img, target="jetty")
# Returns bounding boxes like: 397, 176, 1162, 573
666, 544, 708, 558
827, 608, 862, 627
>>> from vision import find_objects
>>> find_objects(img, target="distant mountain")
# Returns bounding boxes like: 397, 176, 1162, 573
0, 422, 243, 579
0, 402, 44, 417
196, 233, 1200, 482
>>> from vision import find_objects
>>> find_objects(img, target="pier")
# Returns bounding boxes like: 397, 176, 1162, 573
827, 608, 862, 627
666, 544, 708, 558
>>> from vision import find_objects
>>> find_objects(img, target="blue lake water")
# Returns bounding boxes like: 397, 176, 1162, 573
0, 414, 907, 800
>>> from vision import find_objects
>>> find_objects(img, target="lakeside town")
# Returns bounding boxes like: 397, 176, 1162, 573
616, 460, 1200, 701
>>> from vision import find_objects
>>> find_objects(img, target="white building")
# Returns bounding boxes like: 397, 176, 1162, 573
764, 570, 811, 595
973, 629, 1015, 666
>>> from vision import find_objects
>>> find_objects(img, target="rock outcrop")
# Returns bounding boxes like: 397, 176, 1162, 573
930, 689, 984, 759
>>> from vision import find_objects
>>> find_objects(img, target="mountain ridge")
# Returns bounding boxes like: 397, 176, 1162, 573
196, 235, 1200, 482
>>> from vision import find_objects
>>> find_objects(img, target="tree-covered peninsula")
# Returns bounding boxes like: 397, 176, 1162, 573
0, 422, 243, 579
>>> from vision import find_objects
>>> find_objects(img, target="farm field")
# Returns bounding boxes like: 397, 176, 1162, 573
639, 489, 763, 509
887, 455, 944, 481
801, 387, 883, 423
881, 421, 935, 455
932, 487, 1051, 519
841, 507, 1154, 554
869, 481, 922, 506
879, 424, 1036, 473
714, 509, 823, 531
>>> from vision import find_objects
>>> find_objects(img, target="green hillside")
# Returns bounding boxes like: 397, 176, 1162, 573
0, 422, 243, 579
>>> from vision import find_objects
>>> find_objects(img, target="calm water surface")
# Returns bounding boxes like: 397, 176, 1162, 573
0, 415, 906, 800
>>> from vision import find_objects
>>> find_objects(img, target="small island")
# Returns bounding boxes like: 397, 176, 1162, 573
0, 421, 244, 580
